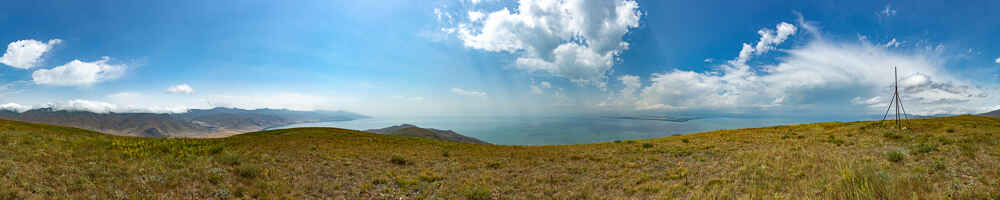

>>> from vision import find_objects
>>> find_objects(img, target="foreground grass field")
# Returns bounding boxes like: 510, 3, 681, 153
1, 115, 999, 199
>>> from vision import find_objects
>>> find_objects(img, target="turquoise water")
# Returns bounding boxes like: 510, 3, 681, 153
270, 116, 836, 145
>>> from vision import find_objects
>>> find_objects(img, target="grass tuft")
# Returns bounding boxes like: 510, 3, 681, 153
390, 155, 411, 166
886, 151, 905, 163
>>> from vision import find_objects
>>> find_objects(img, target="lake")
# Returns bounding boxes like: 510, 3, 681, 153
270, 116, 847, 145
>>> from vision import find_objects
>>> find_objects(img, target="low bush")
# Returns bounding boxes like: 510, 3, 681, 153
464, 185, 492, 200
886, 152, 905, 163
236, 164, 261, 179
390, 155, 411, 166
883, 132, 902, 139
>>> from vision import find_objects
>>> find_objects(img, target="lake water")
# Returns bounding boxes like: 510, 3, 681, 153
270, 116, 846, 145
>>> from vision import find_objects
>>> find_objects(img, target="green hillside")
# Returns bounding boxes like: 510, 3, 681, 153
1, 115, 999, 199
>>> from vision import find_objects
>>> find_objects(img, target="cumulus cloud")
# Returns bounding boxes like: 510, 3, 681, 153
42, 99, 188, 113
444, 0, 642, 88
167, 84, 196, 94
0, 103, 32, 112
995, 57, 999, 64
451, 88, 487, 97
629, 21, 993, 115
467, 11, 485, 22
0, 39, 61, 69
32, 56, 125, 86
734, 22, 796, 66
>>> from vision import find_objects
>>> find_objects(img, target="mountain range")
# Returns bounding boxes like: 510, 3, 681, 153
982, 109, 1000, 118
365, 124, 489, 144
0, 107, 367, 137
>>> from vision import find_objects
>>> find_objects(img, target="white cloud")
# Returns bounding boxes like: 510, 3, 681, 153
44, 99, 188, 113
529, 81, 552, 94
530, 85, 544, 94
32, 57, 125, 86
444, 0, 642, 88
995, 57, 999, 64
880, 4, 897, 16
0, 103, 32, 112
0, 39, 61, 69
540, 81, 552, 89
703, 58, 713, 63
467, 11, 485, 22
884, 38, 900, 48
451, 88, 487, 97
629, 21, 994, 115
56, 99, 118, 113
598, 75, 641, 107
206, 93, 355, 111
167, 84, 196, 94
734, 22, 796, 66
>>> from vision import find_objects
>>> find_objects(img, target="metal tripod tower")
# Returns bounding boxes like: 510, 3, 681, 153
881, 66, 909, 130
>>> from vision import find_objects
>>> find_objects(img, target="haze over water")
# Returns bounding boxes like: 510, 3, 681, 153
273, 116, 841, 145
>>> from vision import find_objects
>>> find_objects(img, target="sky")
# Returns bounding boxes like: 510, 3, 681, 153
0, 0, 998, 119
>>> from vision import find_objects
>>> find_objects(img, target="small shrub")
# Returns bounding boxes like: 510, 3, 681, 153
911, 144, 936, 154
883, 132, 902, 139
390, 155, 411, 166
834, 165, 890, 199
945, 128, 955, 133
682, 139, 690, 143
666, 168, 688, 180
214, 188, 231, 199
887, 152, 905, 163
441, 151, 450, 157
464, 185, 492, 200
219, 154, 243, 166
418, 170, 444, 182
236, 164, 262, 178
613, 140, 622, 143
625, 140, 637, 144
931, 160, 946, 172
826, 136, 846, 146
642, 143, 654, 148
372, 177, 388, 185
394, 176, 419, 188
938, 137, 953, 145
209, 145, 225, 154
486, 162, 501, 169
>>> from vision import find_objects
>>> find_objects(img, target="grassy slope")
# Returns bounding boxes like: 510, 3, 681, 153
1, 115, 999, 199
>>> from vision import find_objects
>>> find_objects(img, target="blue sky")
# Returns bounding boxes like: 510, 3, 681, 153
1, 0, 998, 118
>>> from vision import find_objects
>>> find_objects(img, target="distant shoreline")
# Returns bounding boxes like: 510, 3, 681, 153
602, 116, 701, 122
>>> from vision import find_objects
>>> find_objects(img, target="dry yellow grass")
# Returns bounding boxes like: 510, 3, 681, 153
1, 115, 998, 199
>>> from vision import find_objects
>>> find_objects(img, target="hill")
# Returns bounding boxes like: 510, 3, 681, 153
1, 115, 998, 199
0, 107, 367, 138
983, 109, 1000, 118
366, 124, 489, 144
